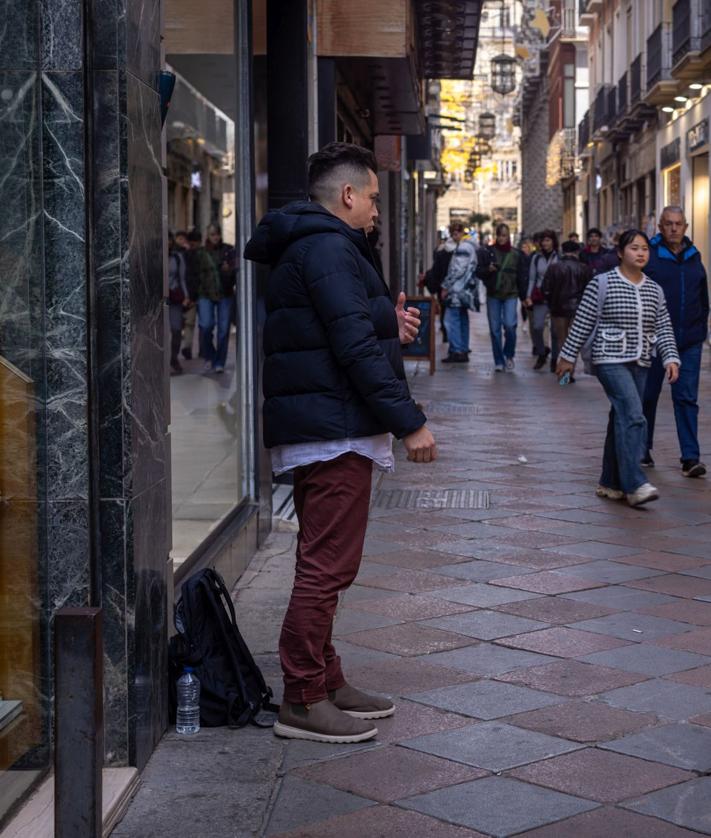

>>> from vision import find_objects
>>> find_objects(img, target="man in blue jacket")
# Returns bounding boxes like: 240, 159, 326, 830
642, 206, 709, 477
245, 143, 436, 744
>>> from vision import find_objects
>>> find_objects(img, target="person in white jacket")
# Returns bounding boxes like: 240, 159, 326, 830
441, 222, 478, 363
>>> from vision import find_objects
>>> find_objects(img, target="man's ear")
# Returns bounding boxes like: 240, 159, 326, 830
342, 183, 354, 210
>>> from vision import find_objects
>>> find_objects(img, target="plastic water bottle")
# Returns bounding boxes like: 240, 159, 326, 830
176, 667, 200, 735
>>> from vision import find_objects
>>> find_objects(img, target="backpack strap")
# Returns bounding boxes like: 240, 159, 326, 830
596, 270, 609, 319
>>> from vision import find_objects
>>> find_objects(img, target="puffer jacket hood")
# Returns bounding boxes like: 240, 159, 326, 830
245, 201, 368, 266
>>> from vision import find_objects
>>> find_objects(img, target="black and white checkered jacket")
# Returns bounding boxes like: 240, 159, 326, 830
559, 268, 680, 368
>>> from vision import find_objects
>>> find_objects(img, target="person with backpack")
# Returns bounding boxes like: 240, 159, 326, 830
440, 222, 479, 363
556, 230, 680, 507
244, 142, 436, 744
476, 222, 528, 371
526, 229, 559, 370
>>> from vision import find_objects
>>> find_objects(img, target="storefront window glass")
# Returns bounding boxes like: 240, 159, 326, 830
664, 164, 681, 207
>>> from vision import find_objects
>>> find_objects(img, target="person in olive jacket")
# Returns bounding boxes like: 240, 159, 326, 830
244, 142, 436, 745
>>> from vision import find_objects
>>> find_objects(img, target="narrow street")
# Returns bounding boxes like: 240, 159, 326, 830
115, 315, 711, 838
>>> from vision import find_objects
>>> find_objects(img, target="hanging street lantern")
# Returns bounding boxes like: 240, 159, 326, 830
478, 112, 496, 140
473, 137, 492, 156
491, 53, 517, 95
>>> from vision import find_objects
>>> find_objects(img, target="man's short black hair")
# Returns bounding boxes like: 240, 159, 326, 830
308, 142, 378, 205
175, 230, 188, 239
187, 230, 202, 243
562, 240, 580, 254
587, 227, 603, 238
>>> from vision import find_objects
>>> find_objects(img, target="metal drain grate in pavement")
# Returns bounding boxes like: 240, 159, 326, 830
423, 401, 483, 417
371, 488, 490, 510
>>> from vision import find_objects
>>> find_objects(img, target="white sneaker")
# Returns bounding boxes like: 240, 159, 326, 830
203, 361, 213, 373
626, 482, 659, 507
596, 485, 624, 501
505, 358, 515, 371
494, 364, 505, 372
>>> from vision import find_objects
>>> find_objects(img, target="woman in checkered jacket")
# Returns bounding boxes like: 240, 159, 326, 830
557, 230, 680, 508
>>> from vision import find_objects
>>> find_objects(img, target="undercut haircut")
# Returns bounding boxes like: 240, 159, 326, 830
308, 142, 378, 205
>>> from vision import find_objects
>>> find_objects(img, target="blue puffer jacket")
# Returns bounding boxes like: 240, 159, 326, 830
646, 235, 709, 351
244, 202, 426, 448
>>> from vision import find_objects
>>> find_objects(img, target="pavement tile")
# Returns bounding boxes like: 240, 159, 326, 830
421, 610, 551, 640
578, 643, 709, 676
332, 610, 403, 637
343, 622, 476, 657
625, 573, 711, 599
506, 700, 657, 742
561, 586, 680, 609
265, 776, 374, 836
430, 583, 544, 607
507, 747, 693, 804
623, 777, 711, 835
665, 664, 711, 687
494, 596, 617, 624
372, 698, 473, 744
602, 723, 711, 770
517, 806, 702, 837
407, 680, 565, 720
478, 529, 582, 549
552, 560, 665, 584
640, 598, 711, 625
497, 627, 630, 657
347, 657, 476, 696
422, 643, 557, 677
490, 571, 605, 595
567, 612, 693, 642
270, 804, 488, 838
295, 745, 486, 803
689, 712, 711, 727
600, 678, 711, 720
433, 559, 538, 582
653, 625, 711, 655
496, 660, 647, 697
279, 738, 381, 774
478, 550, 595, 570
679, 564, 711, 579
346, 593, 475, 620
547, 541, 639, 560
401, 721, 582, 772
615, 552, 710, 572
397, 776, 598, 837
356, 567, 470, 593
362, 548, 471, 570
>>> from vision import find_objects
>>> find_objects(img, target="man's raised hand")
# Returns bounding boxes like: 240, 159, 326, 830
395, 291, 421, 345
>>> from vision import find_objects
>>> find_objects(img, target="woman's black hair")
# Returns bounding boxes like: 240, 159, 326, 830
617, 229, 650, 252
495, 222, 510, 236
539, 229, 559, 251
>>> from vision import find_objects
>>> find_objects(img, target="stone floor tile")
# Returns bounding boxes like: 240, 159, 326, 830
397, 776, 598, 837
497, 627, 630, 658
640, 598, 711, 625
363, 548, 473, 570
372, 698, 472, 744
623, 777, 711, 835
422, 643, 557, 677
547, 541, 640, 560
625, 573, 711, 599
508, 747, 693, 803
279, 738, 381, 774
517, 806, 701, 837
561, 586, 678, 610
332, 610, 403, 637
265, 776, 374, 836
270, 805, 488, 838
401, 721, 581, 772
653, 625, 711, 655
490, 571, 605, 595
568, 612, 693, 642
479, 550, 595, 570
506, 700, 657, 742
347, 593, 475, 621
421, 610, 551, 640
479, 529, 582, 550
553, 560, 665, 584
434, 560, 538, 582
430, 583, 544, 607
344, 622, 476, 657
356, 567, 470, 594
600, 678, 711, 720
601, 724, 711, 770
347, 657, 476, 697
689, 712, 711, 727
496, 660, 647, 697
579, 643, 709, 676
407, 680, 565, 720
342, 585, 405, 604
494, 596, 617, 624
295, 745, 486, 803
615, 552, 710, 572
665, 664, 711, 688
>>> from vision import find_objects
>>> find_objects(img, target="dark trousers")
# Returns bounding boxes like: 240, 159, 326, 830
643, 342, 702, 461
279, 453, 373, 704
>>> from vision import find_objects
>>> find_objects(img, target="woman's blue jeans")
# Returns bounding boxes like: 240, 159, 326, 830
596, 362, 649, 494
198, 296, 235, 368
443, 305, 470, 354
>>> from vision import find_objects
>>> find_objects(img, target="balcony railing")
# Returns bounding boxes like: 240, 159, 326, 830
578, 110, 590, 152
673, 0, 692, 65
647, 23, 672, 87
561, 0, 577, 35
617, 71, 628, 115
593, 84, 613, 131
630, 54, 642, 103
702, 0, 711, 51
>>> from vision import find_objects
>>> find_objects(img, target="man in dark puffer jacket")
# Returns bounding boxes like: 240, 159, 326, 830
245, 142, 436, 744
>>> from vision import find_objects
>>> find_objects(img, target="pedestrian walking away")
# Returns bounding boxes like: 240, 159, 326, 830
477, 222, 528, 371
244, 141, 437, 745
440, 222, 479, 363
526, 229, 559, 370
641, 206, 709, 477
557, 230, 680, 507
543, 240, 593, 381
168, 232, 190, 374
179, 230, 203, 361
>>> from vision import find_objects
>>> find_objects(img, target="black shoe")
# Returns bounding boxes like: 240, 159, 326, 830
443, 352, 468, 364
170, 359, 183, 374
181, 348, 192, 361
569, 375, 576, 383
533, 354, 547, 370
641, 453, 655, 468
682, 459, 706, 478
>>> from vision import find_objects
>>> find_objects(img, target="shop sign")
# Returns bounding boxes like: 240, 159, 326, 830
660, 137, 681, 170
687, 119, 709, 153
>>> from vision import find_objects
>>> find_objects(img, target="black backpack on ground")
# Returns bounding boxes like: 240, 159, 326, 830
168, 568, 278, 728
